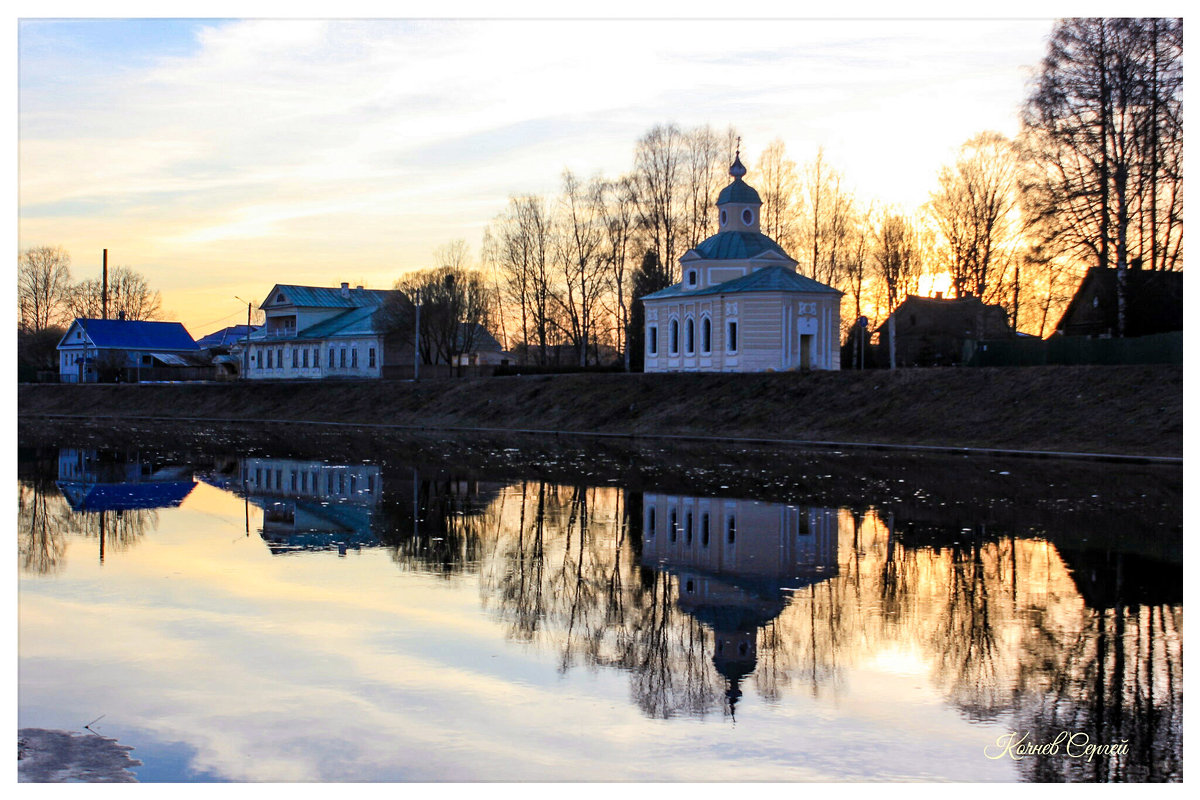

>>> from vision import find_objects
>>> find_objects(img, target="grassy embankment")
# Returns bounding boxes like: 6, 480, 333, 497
17, 364, 1182, 457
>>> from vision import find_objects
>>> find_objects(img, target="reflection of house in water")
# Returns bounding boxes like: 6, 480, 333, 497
641, 494, 838, 713
237, 458, 382, 554
55, 448, 196, 563
56, 448, 196, 513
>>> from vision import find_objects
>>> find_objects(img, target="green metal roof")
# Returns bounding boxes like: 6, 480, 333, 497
297, 305, 383, 339
641, 266, 841, 301
687, 230, 793, 262
262, 284, 393, 309
716, 179, 761, 205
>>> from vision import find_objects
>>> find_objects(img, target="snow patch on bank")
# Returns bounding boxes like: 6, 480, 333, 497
18, 728, 141, 783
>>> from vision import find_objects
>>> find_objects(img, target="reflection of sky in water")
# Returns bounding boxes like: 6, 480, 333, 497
18, 456, 1179, 782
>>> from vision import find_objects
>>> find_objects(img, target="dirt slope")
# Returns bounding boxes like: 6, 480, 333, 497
17, 364, 1182, 457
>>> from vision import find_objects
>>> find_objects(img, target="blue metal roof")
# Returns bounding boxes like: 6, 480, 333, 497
641, 266, 841, 300
264, 284, 394, 309
716, 179, 761, 205
688, 230, 793, 262
58, 480, 196, 513
195, 325, 260, 349
65, 319, 199, 351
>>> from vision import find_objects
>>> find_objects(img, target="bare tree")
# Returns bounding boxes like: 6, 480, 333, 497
18, 246, 72, 332
928, 132, 1024, 304
1022, 18, 1183, 279
65, 266, 163, 322
600, 175, 640, 370
872, 211, 924, 312
490, 195, 557, 365
634, 124, 686, 278
754, 139, 801, 255
681, 125, 726, 249
553, 170, 608, 366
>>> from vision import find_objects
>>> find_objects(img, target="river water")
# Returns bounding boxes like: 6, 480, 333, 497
16, 429, 1182, 782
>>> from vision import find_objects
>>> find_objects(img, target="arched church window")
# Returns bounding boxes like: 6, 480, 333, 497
687, 270, 697, 286
701, 318, 711, 353
685, 318, 695, 354
720, 209, 727, 227
670, 319, 679, 354
742, 208, 754, 226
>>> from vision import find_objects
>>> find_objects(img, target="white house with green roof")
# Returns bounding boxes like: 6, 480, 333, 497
235, 282, 409, 379
641, 153, 842, 372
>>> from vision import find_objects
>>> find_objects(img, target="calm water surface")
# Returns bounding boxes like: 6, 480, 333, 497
17, 437, 1182, 782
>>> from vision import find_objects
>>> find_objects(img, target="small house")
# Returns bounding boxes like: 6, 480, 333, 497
1054, 266, 1182, 338
56, 318, 201, 383
874, 294, 1012, 367
236, 283, 412, 380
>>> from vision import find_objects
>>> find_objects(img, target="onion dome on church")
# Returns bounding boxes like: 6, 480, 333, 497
716, 151, 761, 205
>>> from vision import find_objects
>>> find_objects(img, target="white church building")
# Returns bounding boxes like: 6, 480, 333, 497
642, 152, 842, 372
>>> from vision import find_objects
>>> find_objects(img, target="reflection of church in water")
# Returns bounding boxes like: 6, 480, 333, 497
642, 494, 839, 713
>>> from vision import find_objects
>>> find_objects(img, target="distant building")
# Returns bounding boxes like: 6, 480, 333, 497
236, 283, 411, 380
453, 323, 511, 367
1055, 266, 1183, 338
196, 324, 261, 351
641, 152, 842, 372
56, 318, 201, 383
874, 294, 1013, 367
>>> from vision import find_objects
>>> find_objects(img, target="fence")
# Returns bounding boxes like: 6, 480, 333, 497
968, 332, 1182, 367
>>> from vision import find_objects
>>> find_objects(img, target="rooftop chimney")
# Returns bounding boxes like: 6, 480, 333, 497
355, 285, 363, 290
340, 281, 350, 298
935, 291, 943, 300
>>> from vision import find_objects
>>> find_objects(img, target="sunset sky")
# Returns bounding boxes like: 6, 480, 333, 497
18, 13, 1059, 335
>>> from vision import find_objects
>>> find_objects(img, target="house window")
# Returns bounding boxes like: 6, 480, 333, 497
267, 349, 273, 369
727, 321, 738, 353
701, 513, 710, 547
685, 318, 695, 354
340, 349, 346, 368
798, 512, 810, 536
329, 347, 335, 368
685, 511, 693, 545
292, 349, 298, 368
701, 317, 711, 353
351, 349, 358, 368
277, 348, 283, 368
648, 326, 658, 355
670, 320, 679, 354
313, 348, 319, 367
647, 507, 656, 537
727, 516, 736, 545
369, 347, 376, 368
669, 508, 677, 543
302, 349, 309, 368
687, 270, 697, 286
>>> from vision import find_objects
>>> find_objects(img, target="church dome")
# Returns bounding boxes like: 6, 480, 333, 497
716, 180, 762, 205
716, 150, 761, 205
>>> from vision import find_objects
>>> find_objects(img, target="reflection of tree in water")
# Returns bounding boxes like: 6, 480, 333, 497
1009, 600, 1181, 781
382, 478, 1181, 777
18, 480, 69, 575
377, 474, 493, 578
476, 483, 725, 718
17, 479, 160, 572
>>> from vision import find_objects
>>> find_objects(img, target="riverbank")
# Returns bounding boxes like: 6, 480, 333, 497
18, 364, 1183, 458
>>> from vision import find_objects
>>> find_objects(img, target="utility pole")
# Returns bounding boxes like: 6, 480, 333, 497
235, 296, 253, 378
413, 291, 421, 382
101, 249, 108, 320
888, 314, 896, 370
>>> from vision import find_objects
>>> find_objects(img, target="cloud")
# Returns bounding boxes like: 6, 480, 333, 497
18, 18, 1052, 331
